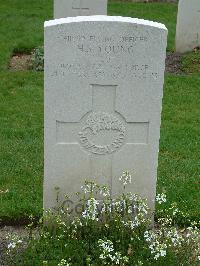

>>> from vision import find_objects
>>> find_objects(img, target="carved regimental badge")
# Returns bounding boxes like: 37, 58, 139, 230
79, 112, 126, 155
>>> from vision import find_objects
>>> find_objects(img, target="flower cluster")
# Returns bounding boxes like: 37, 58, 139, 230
166, 227, 184, 247
0, 189, 9, 194
156, 193, 167, 204
121, 196, 149, 229
57, 259, 70, 266
82, 197, 99, 221
119, 171, 132, 186
98, 239, 128, 265
122, 218, 141, 230
6, 171, 200, 265
99, 185, 110, 197
81, 181, 96, 194
185, 224, 200, 256
144, 220, 200, 262
144, 231, 167, 260
6, 234, 23, 252
81, 181, 110, 198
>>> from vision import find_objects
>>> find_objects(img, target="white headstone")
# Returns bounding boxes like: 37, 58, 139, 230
176, 0, 200, 53
44, 16, 167, 212
54, 0, 107, 19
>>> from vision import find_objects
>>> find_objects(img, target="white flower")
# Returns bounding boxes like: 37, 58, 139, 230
99, 185, 110, 197
98, 239, 128, 265
119, 171, 132, 186
172, 208, 179, 216
156, 193, 167, 204
138, 201, 148, 215
160, 250, 166, 257
128, 206, 132, 214
8, 242, 16, 249
7, 234, 23, 252
81, 181, 97, 194
166, 228, 183, 247
82, 198, 99, 221
101, 202, 112, 213
113, 200, 125, 213
123, 216, 141, 230
98, 239, 114, 255
144, 231, 167, 260
72, 217, 82, 229
58, 259, 70, 266
0, 189, 9, 194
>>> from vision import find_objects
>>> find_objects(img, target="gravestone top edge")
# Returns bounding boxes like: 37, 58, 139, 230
44, 15, 167, 31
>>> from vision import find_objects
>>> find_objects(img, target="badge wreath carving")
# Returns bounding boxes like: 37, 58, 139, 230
79, 112, 126, 155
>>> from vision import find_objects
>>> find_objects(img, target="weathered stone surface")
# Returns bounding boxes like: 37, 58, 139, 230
44, 16, 167, 212
54, 0, 107, 19
176, 0, 200, 53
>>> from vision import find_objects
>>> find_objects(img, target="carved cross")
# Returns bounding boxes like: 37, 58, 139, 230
56, 84, 149, 188
72, 0, 90, 15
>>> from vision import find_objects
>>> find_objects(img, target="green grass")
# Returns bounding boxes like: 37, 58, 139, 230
182, 52, 200, 75
0, 72, 43, 220
0, 0, 53, 71
0, 0, 199, 223
109, 1, 177, 51
158, 74, 200, 223
0, 0, 177, 71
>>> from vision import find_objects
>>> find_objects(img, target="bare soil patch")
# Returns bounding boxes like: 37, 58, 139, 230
0, 226, 29, 266
9, 53, 32, 71
165, 52, 183, 74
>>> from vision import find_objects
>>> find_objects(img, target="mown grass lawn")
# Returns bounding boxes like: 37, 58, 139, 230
0, 0, 199, 223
